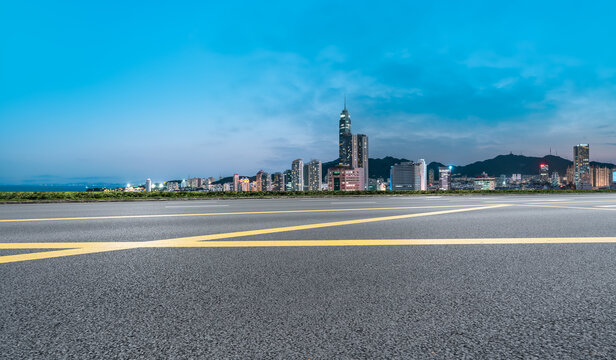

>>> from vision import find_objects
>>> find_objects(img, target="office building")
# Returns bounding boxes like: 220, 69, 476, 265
428, 169, 435, 186
416, 159, 427, 191
355, 134, 369, 189
591, 165, 612, 188
390, 162, 416, 191
291, 159, 304, 191
438, 167, 451, 190
574, 144, 591, 189
327, 165, 364, 191
339, 101, 353, 166
145, 178, 152, 192
306, 160, 322, 191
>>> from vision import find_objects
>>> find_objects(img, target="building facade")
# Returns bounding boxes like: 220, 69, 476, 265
390, 162, 416, 191
355, 134, 369, 189
438, 167, 451, 190
271, 172, 285, 192
328, 165, 365, 191
574, 144, 591, 189
291, 159, 304, 191
415, 159, 427, 191
307, 160, 322, 191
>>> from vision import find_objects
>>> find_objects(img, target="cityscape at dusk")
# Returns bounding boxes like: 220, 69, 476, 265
3, 2, 616, 359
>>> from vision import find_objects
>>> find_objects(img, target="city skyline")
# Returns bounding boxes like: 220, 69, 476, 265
2, 1, 616, 184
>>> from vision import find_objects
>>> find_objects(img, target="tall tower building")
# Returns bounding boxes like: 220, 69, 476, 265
291, 159, 304, 191
573, 144, 590, 189
233, 174, 240, 192
339, 100, 353, 166
415, 159, 427, 191
355, 134, 369, 189
307, 160, 323, 191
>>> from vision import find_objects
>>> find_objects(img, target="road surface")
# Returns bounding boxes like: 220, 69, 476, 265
2, 194, 616, 358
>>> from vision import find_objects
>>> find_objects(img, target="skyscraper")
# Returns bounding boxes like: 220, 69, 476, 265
573, 144, 590, 189
339, 101, 353, 166
291, 159, 304, 191
307, 159, 322, 191
337, 101, 369, 189
416, 159, 427, 191
145, 178, 152, 192
355, 134, 369, 190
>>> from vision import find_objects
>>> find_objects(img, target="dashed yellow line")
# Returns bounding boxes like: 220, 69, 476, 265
0, 204, 484, 223
0, 205, 507, 264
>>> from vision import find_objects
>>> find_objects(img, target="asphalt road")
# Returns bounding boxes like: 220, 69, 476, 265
2, 194, 616, 359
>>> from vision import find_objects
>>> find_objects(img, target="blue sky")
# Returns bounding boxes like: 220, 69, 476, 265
1, 1, 615, 184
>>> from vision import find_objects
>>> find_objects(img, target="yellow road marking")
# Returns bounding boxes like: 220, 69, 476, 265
148, 237, 616, 247
0, 204, 484, 223
0, 205, 507, 264
4, 236, 616, 264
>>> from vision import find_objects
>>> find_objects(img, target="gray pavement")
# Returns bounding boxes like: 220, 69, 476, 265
2, 194, 616, 358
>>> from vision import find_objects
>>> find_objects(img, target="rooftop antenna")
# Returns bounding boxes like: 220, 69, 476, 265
344, 95, 347, 110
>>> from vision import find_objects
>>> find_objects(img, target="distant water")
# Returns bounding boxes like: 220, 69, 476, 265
0, 185, 122, 192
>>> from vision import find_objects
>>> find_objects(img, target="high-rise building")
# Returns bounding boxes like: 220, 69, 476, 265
390, 162, 416, 191
272, 172, 285, 191
339, 101, 353, 166
428, 169, 435, 186
291, 159, 304, 191
283, 169, 293, 191
415, 159, 427, 191
255, 170, 271, 191
328, 165, 364, 191
438, 167, 451, 190
355, 134, 369, 189
255, 170, 264, 191
307, 160, 322, 191
591, 165, 612, 188
233, 174, 240, 192
573, 144, 591, 189
145, 178, 152, 192
540, 164, 549, 181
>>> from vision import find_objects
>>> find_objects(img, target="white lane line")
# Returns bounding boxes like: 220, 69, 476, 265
165, 205, 229, 208
597, 205, 616, 208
